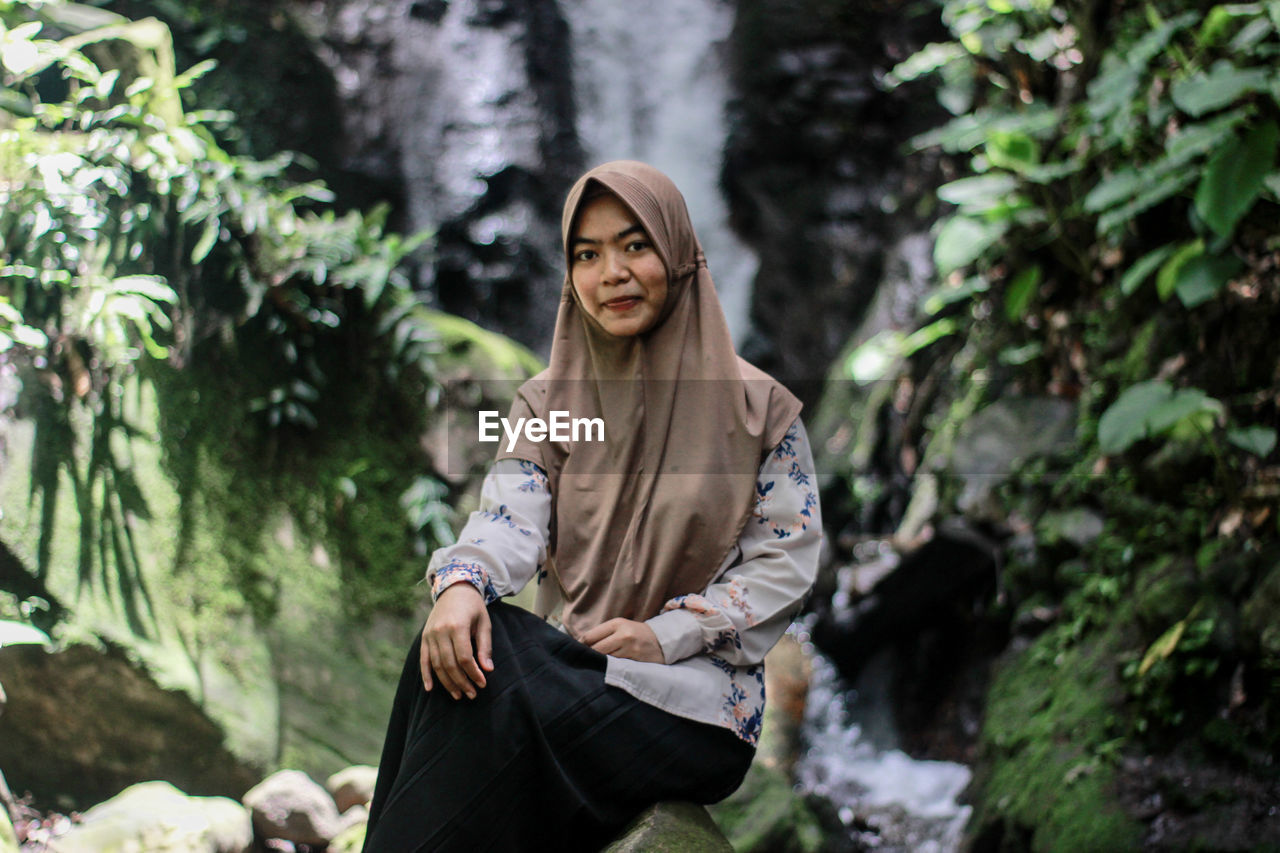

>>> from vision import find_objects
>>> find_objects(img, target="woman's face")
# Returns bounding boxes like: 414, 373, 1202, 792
569, 192, 669, 337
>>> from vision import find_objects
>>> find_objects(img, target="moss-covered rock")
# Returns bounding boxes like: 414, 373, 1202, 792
604, 802, 734, 853
965, 620, 1145, 852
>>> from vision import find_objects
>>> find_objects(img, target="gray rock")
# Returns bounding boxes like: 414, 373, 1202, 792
942, 397, 1076, 519
243, 770, 341, 847
603, 802, 733, 853
45, 781, 251, 853
325, 765, 378, 814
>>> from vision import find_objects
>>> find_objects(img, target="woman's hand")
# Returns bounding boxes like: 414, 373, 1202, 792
581, 618, 666, 664
421, 583, 493, 700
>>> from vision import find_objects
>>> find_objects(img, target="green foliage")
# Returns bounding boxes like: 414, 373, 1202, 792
872, 0, 1280, 834
0, 0, 453, 627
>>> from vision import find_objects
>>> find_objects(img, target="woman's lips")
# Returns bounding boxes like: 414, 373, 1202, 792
602, 297, 641, 310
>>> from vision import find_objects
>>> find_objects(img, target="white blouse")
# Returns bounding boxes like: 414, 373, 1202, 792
426, 418, 822, 746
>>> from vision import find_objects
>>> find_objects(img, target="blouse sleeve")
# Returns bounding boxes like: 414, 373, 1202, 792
643, 417, 822, 666
426, 458, 551, 604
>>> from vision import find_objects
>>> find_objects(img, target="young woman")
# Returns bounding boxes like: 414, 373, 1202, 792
362, 161, 822, 852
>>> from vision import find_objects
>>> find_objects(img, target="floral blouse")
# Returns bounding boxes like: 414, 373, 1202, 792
426, 418, 822, 746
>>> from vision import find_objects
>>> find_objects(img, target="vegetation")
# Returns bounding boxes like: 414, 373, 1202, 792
0, 0, 469, 632
845, 0, 1280, 844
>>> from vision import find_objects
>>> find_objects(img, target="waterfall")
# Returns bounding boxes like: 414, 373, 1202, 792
563, 0, 755, 343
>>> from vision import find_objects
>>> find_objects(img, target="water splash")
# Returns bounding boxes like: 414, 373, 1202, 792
796, 643, 973, 851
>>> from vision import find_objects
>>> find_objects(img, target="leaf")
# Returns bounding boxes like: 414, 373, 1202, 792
1085, 168, 1144, 213
1171, 60, 1272, 116
1146, 388, 1224, 434
1173, 253, 1244, 307
191, 217, 220, 264
1119, 245, 1178, 295
1139, 618, 1189, 677
1098, 380, 1173, 454
1194, 120, 1279, 238
1156, 240, 1205, 301
934, 216, 1009, 274
1098, 380, 1224, 454
1097, 171, 1197, 235
937, 173, 1020, 210
1227, 425, 1278, 456
1004, 264, 1041, 321
986, 130, 1040, 173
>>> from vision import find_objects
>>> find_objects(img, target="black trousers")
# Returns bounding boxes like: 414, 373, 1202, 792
362, 601, 755, 853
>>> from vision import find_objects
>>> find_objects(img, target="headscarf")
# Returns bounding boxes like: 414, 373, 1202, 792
498, 160, 802, 639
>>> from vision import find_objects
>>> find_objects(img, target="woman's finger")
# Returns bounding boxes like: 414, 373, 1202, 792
419, 626, 434, 692
580, 618, 619, 647
450, 625, 483, 697
432, 633, 463, 700
475, 608, 494, 673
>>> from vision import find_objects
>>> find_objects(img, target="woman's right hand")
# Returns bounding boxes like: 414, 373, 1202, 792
421, 583, 494, 700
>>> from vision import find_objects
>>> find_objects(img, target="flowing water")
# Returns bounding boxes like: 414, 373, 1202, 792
794, 634, 974, 852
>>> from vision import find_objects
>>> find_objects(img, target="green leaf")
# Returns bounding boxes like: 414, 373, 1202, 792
1171, 60, 1272, 117
1004, 265, 1041, 321
1119, 245, 1178, 295
934, 216, 1009, 274
1098, 380, 1224, 454
191, 218, 220, 264
1099, 380, 1173, 454
1096, 171, 1197, 235
1174, 253, 1243, 307
986, 130, 1040, 173
1156, 240, 1205, 300
937, 173, 1020, 211
1194, 119, 1279, 238
1084, 167, 1143, 213
1227, 425, 1277, 456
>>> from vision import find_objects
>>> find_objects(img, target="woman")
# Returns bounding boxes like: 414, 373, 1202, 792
363, 161, 821, 852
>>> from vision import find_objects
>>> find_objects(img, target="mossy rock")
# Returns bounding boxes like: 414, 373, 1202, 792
965, 619, 1145, 852
603, 802, 733, 853
709, 763, 824, 853
1133, 555, 1200, 633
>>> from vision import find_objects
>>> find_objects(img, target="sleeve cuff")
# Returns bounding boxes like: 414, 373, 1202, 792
431, 560, 499, 604
645, 608, 703, 665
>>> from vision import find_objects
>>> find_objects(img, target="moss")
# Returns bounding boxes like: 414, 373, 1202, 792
708, 763, 824, 853
967, 618, 1144, 852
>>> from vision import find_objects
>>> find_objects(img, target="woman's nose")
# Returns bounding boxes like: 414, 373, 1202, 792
602, 250, 630, 284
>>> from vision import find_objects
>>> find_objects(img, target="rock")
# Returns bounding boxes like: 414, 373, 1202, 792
709, 764, 824, 853
757, 635, 812, 778
243, 770, 341, 846
325, 764, 379, 814
1036, 507, 1105, 550
603, 802, 734, 853
0, 643, 259, 810
941, 397, 1076, 521
45, 781, 251, 853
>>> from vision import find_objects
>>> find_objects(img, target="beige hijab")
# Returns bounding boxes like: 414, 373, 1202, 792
498, 160, 802, 639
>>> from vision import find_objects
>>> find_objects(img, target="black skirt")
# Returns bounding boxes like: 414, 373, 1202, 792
362, 601, 755, 853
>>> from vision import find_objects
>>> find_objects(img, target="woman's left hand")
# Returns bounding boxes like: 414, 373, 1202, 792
582, 618, 666, 663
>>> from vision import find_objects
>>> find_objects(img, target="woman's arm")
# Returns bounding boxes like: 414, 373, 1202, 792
420, 459, 551, 699
426, 459, 551, 603
644, 418, 822, 667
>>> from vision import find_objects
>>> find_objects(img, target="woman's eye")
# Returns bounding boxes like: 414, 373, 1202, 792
627, 240, 650, 252
573, 249, 596, 263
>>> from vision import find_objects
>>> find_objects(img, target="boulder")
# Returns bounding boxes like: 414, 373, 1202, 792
325, 764, 378, 813
45, 781, 251, 853
243, 770, 341, 846
603, 802, 733, 853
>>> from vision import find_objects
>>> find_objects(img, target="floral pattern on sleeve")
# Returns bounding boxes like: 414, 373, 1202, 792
709, 655, 767, 745
662, 594, 743, 652
430, 559, 499, 604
